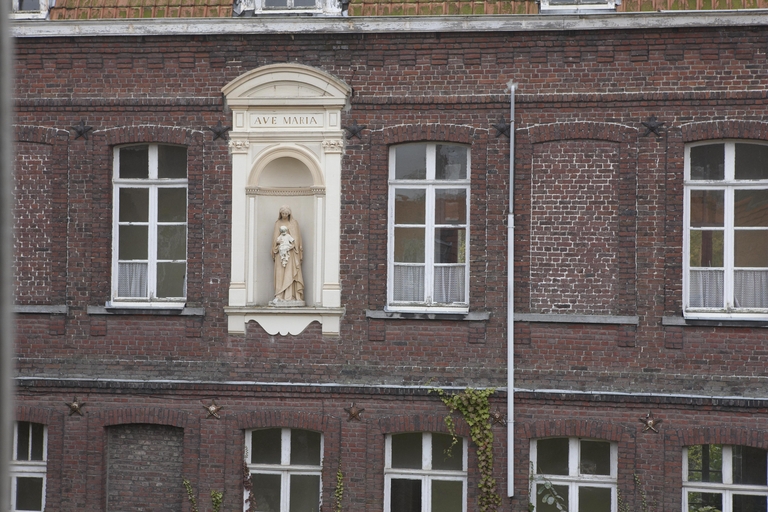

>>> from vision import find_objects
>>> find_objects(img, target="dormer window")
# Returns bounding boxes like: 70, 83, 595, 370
11, 0, 50, 19
232, 0, 341, 16
539, 0, 617, 14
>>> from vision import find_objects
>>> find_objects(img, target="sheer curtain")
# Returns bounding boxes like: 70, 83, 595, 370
118, 262, 147, 298
394, 266, 424, 302
734, 270, 768, 308
689, 269, 724, 308
434, 266, 465, 304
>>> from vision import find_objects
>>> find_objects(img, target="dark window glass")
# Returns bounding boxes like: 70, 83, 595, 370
251, 473, 281, 512
392, 433, 423, 469
578, 486, 611, 512
733, 494, 767, 512
580, 440, 610, 476
391, 479, 421, 512
119, 188, 149, 223
289, 474, 320, 512
733, 446, 768, 486
395, 145, 427, 180
16, 421, 30, 461
435, 144, 468, 180
536, 483, 569, 512
18, 0, 40, 10
290, 430, 321, 466
688, 445, 723, 483
432, 433, 462, 471
431, 480, 463, 512
735, 144, 768, 180
29, 423, 44, 461
251, 429, 282, 465
687, 491, 722, 512
157, 146, 187, 179
537, 438, 569, 476
690, 144, 725, 181
15, 477, 43, 511
119, 145, 149, 179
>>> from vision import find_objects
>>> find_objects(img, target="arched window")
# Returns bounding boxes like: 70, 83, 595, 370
11, 421, 47, 512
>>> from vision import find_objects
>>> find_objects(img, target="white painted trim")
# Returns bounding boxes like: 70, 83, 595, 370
12, 11, 768, 39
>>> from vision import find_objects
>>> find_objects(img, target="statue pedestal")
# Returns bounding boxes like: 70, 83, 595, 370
268, 299, 306, 308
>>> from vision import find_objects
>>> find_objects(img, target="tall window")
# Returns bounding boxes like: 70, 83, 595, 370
384, 432, 467, 512
685, 142, 768, 319
530, 438, 617, 512
388, 143, 470, 311
10, 422, 47, 512
112, 144, 187, 306
683, 444, 768, 512
244, 428, 323, 512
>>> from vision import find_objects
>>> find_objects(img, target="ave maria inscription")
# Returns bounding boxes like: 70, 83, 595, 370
250, 113, 322, 128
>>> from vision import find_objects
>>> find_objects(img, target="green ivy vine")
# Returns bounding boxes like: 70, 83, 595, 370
431, 387, 502, 512
182, 477, 223, 512
334, 461, 344, 512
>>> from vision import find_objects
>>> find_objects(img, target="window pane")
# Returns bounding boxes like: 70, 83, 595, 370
735, 270, 768, 308
432, 433, 463, 471
435, 189, 467, 225
688, 491, 722, 512
118, 262, 147, 297
157, 145, 187, 179
690, 144, 724, 181
15, 477, 43, 511
156, 262, 186, 298
536, 483, 569, 512
579, 486, 611, 512
689, 230, 724, 267
690, 190, 724, 227
157, 225, 186, 260
392, 433, 423, 469
293, 0, 316, 7
251, 473, 281, 512
290, 430, 321, 466
734, 190, 768, 227
436, 145, 468, 180
689, 269, 724, 308
30, 423, 45, 461
158, 188, 187, 222
688, 445, 723, 483
119, 145, 149, 179
264, 0, 287, 6
16, 422, 30, 461
734, 230, 768, 267
395, 189, 426, 225
536, 438, 569, 476
733, 494, 767, 512
393, 265, 425, 302
289, 474, 320, 512
734, 446, 768, 485
735, 143, 768, 180
435, 228, 465, 264
433, 266, 465, 304
119, 188, 149, 222
119, 226, 148, 260
19, 0, 40, 10
394, 228, 425, 263
580, 440, 610, 476
395, 145, 427, 180
251, 429, 282, 464
391, 479, 421, 512
432, 480, 463, 512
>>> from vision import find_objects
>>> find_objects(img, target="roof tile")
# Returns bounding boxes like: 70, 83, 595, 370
49, 0, 232, 19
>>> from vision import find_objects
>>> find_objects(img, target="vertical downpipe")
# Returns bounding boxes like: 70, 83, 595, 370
507, 81, 517, 498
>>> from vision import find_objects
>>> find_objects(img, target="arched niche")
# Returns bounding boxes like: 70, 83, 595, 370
224, 64, 350, 336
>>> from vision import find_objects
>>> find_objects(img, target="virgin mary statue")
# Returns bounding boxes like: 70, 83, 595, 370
270, 205, 305, 306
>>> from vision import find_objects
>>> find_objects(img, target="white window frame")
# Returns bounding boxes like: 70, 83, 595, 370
538, 0, 617, 14
243, 428, 323, 512
111, 144, 187, 309
682, 444, 768, 512
10, 422, 47, 512
11, 0, 50, 19
387, 143, 471, 313
530, 438, 618, 512
233, 0, 340, 16
384, 432, 468, 512
683, 140, 768, 320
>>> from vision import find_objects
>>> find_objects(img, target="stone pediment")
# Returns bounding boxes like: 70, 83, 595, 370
223, 63, 351, 109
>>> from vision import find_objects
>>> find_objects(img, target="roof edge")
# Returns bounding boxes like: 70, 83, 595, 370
11, 10, 768, 38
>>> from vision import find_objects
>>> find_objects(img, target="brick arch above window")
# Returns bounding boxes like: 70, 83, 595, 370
13, 125, 68, 145
526, 418, 632, 444
378, 413, 471, 439
672, 426, 768, 450
15, 405, 58, 426
525, 121, 633, 144
100, 125, 204, 147
681, 120, 768, 143
381, 123, 477, 146
235, 410, 332, 433
101, 407, 191, 429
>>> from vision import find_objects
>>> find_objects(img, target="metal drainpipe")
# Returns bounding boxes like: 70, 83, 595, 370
507, 81, 517, 498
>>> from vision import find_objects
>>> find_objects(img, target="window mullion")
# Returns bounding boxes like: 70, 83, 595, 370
281, 428, 291, 466
724, 188, 735, 310
722, 446, 733, 485
425, 187, 436, 304
281, 471, 291, 512
569, 438, 579, 477
423, 433, 431, 470
148, 186, 158, 299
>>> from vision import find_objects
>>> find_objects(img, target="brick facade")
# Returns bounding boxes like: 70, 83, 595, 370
11, 16, 768, 512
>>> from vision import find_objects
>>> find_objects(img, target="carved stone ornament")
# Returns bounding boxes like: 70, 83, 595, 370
490, 408, 507, 426
228, 139, 250, 153
322, 139, 344, 153
65, 396, 86, 416
203, 399, 223, 419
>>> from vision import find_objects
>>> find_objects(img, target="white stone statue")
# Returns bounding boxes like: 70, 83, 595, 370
270, 205, 305, 306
